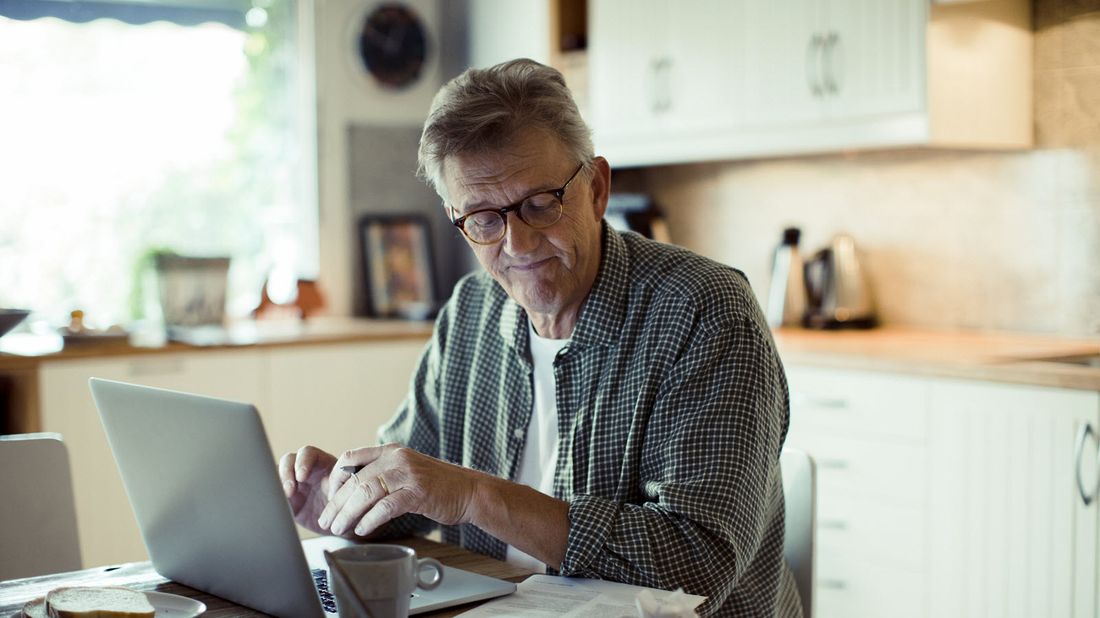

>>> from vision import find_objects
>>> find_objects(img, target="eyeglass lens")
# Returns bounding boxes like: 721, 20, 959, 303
463, 193, 563, 243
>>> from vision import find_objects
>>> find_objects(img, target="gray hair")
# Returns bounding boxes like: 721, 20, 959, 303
417, 58, 594, 199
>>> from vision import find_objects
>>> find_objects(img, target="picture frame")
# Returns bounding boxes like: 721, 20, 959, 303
358, 214, 438, 319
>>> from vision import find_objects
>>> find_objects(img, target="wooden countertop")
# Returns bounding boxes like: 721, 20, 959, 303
2, 319, 1097, 391
774, 326, 1100, 391
0, 317, 434, 370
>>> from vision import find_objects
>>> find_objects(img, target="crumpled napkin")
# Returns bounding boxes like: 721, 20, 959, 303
635, 588, 696, 617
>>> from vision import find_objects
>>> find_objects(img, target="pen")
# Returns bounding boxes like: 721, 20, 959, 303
340, 465, 364, 475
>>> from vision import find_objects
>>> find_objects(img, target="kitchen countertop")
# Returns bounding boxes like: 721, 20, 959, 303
773, 326, 1100, 391
0, 317, 434, 371
2, 320, 1097, 391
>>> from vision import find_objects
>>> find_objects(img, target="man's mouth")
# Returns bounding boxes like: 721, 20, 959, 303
509, 257, 553, 272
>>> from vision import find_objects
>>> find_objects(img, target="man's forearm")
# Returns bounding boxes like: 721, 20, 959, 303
468, 474, 570, 568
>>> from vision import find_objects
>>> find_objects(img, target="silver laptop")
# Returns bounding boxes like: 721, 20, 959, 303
89, 378, 516, 618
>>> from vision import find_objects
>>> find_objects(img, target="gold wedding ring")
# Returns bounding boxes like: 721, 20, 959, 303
377, 475, 390, 495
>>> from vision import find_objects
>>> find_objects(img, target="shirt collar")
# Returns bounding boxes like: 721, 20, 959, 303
497, 222, 628, 350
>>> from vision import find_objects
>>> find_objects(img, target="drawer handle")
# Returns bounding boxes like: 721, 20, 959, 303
817, 458, 850, 470
790, 393, 850, 410
1076, 423, 1098, 506
819, 519, 848, 530
819, 579, 848, 590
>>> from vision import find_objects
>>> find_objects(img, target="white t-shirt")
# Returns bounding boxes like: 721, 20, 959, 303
504, 321, 570, 572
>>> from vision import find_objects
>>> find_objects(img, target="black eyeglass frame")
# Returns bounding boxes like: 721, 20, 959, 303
448, 163, 586, 245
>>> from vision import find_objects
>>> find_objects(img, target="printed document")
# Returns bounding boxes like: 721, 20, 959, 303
457, 574, 706, 617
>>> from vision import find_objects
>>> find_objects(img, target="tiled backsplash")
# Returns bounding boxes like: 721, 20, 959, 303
625, 0, 1100, 337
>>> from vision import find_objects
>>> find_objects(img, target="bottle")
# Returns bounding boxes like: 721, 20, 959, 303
765, 227, 807, 328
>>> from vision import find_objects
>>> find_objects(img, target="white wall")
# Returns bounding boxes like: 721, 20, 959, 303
313, 0, 446, 314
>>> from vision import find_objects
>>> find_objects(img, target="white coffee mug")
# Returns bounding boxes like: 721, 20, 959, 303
325, 544, 444, 618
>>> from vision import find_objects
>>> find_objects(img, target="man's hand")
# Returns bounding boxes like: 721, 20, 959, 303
318, 444, 483, 538
278, 445, 338, 536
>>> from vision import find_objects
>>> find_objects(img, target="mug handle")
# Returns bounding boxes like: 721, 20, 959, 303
416, 557, 444, 591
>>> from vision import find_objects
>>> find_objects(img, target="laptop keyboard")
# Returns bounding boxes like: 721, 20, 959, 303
311, 569, 339, 613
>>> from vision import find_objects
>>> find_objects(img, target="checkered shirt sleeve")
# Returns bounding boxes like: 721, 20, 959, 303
378, 226, 801, 617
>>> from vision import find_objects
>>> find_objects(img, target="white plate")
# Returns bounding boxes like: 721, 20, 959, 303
144, 591, 207, 618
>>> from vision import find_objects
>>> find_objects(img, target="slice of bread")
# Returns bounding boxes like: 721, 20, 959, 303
21, 596, 47, 618
44, 586, 155, 618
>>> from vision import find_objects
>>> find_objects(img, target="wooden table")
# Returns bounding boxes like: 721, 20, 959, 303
0, 537, 532, 617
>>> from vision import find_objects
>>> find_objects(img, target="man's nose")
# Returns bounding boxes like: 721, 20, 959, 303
502, 213, 540, 254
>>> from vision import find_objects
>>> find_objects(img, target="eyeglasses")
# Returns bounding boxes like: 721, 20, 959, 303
449, 163, 586, 245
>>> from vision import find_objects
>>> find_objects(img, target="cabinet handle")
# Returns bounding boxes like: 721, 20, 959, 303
817, 458, 850, 470
806, 34, 824, 97
819, 519, 849, 530
819, 579, 848, 590
649, 57, 672, 113
822, 31, 841, 95
1076, 423, 1097, 506
660, 57, 673, 112
790, 393, 850, 410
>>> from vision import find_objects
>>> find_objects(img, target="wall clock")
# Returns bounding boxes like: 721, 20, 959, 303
355, 3, 429, 89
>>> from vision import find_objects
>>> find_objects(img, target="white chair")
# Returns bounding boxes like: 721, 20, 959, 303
781, 448, 816, 618
0, 433, 82, 580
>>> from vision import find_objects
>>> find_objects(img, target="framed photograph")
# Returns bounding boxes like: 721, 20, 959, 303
358, 214, 438, 319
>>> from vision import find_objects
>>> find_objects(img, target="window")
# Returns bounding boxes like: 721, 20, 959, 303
0, 0, 317, 329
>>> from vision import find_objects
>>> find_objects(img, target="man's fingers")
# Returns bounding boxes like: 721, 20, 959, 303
278, 452, 298, 496
319, 469, 365, 531
328, 444, 387, 499
354, 491, 412, 537
329, 474, 392, 536
295, 445, 320, 483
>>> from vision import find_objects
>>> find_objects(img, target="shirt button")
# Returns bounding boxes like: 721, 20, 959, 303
513, 428, 525, 440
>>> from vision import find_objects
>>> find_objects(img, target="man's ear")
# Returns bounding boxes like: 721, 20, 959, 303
588, 156, 611, 221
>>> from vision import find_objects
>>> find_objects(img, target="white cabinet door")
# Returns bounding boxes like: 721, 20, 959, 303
588, 0, 669, 145
742, 0, 823, 128
589, 0, 747, 166
743, 0, 925, 127
38, 351, 266, 568
822, 0, 925, 121
928, 379, 1100, 618
660, 2, 747, 136
262, 340, 426, 462
784, 364, 930, 618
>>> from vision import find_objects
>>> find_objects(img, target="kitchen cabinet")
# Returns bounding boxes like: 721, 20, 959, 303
742, 0, 924, 128
784, 365, 930, 618
785, 361, 1100, 618
927, 379, 1100, 618
587, 0, 749, 164
263, 340, 425, 462
38, 350, 268, 570
34, 339, 426, 568
587, 0, 1030, 167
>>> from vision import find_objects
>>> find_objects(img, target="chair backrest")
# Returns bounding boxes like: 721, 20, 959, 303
781, 448, 816, 618
0, 433, 82, 579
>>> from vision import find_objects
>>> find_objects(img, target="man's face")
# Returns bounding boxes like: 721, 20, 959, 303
441, 129, 608, 324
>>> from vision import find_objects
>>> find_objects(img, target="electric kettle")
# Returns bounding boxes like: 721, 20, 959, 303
803, 234, 877, 329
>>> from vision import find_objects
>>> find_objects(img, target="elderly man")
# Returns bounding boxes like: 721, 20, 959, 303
280, 58, 800, 617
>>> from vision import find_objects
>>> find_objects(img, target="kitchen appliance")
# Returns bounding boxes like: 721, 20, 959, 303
605, 193, 670, 243
803, 234, 877, 329
765, 227, 807, 328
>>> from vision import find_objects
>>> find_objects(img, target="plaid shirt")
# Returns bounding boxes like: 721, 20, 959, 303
378, 225, 801, 617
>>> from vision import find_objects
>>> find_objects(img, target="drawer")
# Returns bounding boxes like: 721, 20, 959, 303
786, 365, 929, 441
815, 555, 927, 618
817, 495, 926, 572
784, 432, 927, 507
